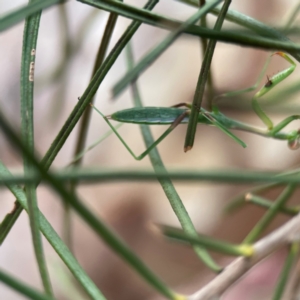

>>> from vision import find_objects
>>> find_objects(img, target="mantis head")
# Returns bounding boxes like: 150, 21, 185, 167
288, 129, 300, 150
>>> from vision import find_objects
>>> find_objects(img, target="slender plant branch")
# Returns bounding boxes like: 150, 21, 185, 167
126, 44, 221, 272
272, 242, 300, 300
0, 0, 161, 247
71, 5, 120, 169
188, 212, 300, 300
65, 0, 121, 250
112, 0, 223, 98
0, 109, 180, 300
79, 0, 300, 60
0, 161, 106, 300
0, 269, 54, 300
184, 0, 231, 151
246, 194, 299, 216
0, 0, 66, 32
1, 1, 300, 299
160, 225, 254, 257
199, 0, 215, 110
0, 168, 300, 185
20, 1, 52, 295
243, 184, 296, 243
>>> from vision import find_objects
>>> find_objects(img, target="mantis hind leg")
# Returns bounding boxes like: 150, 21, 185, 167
269, 115, 300, 135
268, 115, 300, 149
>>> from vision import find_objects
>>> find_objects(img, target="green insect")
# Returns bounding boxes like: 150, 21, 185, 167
94, 52, 299, 161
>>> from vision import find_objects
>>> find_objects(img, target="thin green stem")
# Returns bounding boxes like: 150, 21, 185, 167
285, 2, 300, 31
112, 0, 223, 97
246, 194, 299, 216
199, 0, 215, 110
243, 184, 297, 244
199, 0, 208, 52
0, 269, 53, 300
66, 0, 121, 251
0, 110, 178, 300
272, 242, 300, 300
20, 1, 52, 295
126, 44, 222, 272
184, 0, 231, 152
40, 0, 160, 171
199, 0, 208, 53
72, 7, 120, 169
1, 168, 300, 185
0, 0, 160, 247
289, 261, 300, 300
79, 0, 300, 60
179, 0, 300, 58
225, 182, 284, 213
44, 2, 73, 84
0, 162, 106, 300
161, 225, 254, 257
0, 0, 65, 32
210, 5, 300, 60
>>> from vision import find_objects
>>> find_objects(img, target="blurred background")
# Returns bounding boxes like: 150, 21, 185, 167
1, 0, 300, 299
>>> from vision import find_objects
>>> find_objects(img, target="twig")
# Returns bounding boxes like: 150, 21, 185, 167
189, 213, 300, 300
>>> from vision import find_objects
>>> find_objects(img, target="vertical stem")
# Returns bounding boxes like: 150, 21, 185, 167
0, 111, 178, 300
126, 44, 222, 273
184, 0, 230, 152
272, 242, 300, 300
199, 0, 215, 110
0, 0, 161, 247
20, 0, 52, 295
66, 5, 120, 250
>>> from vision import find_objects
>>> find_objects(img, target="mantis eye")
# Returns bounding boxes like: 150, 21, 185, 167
288, 136, 300, 150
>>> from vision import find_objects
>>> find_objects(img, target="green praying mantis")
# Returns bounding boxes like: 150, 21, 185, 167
92, 51, 300, 161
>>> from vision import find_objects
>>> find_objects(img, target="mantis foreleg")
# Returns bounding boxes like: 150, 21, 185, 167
212, 54, 272, 112
252, 52, 296, 129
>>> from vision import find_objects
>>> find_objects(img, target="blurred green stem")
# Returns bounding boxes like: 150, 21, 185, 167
20, 0, 52, 295
161, 225, 254, 257
272, 242, 300, 300
184, 0, 231, 151
126, 44, 222, 272
0, 269, 54, 300
199, 0, 215, 110
246, 194, 299, 216
243, 184, 296, 244
66, 1, 120, 250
